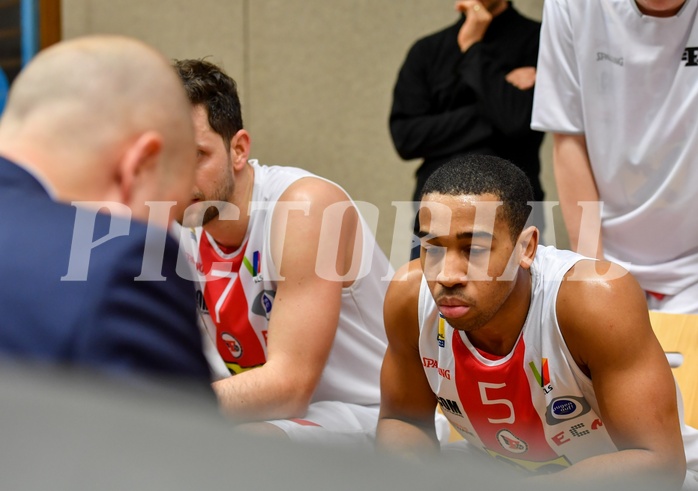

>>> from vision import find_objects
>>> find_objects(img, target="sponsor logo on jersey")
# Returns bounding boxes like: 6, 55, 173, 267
438, 367, 451, 380
551, 430, 570, 446
437, 397, 463, 417
569, 422, 590, 438
251, 290, 275, 320
181, 249, 203, 274
422, 357, 438, 368
683, 47, 698, 66
221, 332, 243, 359
437, 314, 446, 348
529, 358, 553, 394
243, 251, 263, 283
596, 52, 623, 66
183, 251, 194, 269
496, 429, 528, 454
422, 357, 450, 378
553, 418, 603, 446
544, 396, 591, 425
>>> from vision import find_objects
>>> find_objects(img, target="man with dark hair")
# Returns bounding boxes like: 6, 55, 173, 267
376, 154, 698, 489
171, 58, 409, 445
389, 0, 545, 259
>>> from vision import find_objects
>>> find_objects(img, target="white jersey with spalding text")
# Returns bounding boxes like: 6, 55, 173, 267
418, 245, 698, 474
188, 160, 391, 406
531, 0, 698, 295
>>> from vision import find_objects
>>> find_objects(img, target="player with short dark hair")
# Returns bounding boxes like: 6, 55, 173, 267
377, 154, 698, 490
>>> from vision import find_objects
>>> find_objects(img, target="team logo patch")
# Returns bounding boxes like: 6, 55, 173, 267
221, 332, 243, 359
496, 429, 528, 454
243, 251, 264, 283
251, 290, 275, 320
545, 396, 591, 425
529, 358, 553, 394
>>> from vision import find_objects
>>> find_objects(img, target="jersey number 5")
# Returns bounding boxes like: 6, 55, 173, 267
478, 382, 515, 424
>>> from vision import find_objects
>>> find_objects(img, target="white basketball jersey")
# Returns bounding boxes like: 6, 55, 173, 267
531, 0, 698, 294
186, 161, 390, 406
419, 245, 698, 473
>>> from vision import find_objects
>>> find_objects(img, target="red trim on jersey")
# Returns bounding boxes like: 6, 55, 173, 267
200, 233, 267, 369
474, 346, 505, 361
453, 331, 558, 461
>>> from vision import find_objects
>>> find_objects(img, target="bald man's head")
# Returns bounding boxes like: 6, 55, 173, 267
0, 35, 196, 224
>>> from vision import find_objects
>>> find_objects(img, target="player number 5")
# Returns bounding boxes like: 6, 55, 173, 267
478, 382, 515, 424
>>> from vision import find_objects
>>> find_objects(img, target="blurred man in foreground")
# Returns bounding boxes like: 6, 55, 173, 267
0, 36, 211, 388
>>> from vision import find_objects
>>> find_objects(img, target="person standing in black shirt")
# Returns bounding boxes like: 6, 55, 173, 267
389, 0, 544, 258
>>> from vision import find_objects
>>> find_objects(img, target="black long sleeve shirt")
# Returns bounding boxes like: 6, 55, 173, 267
389, 5, 545, 201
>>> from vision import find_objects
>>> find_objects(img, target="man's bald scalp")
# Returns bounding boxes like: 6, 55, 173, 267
2, 35, 192, 162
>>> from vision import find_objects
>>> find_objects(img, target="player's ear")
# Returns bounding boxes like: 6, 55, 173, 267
117, 131, 163, 205
230, 129, 250, 171
518, 225, 538, 269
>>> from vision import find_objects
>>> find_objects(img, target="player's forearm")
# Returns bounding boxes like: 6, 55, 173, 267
552, 133, 604, 259
375, 417, 440, 458
457, 46, 537, 137
212, 368, 313, 422
389, 107, 493, 161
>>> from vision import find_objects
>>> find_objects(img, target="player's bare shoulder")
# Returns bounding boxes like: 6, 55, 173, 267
558, 258, 640, 316
391, 259, 425, 287
556, 258, 649, 368
278, 176, 351, 209
385, 259, 424, 323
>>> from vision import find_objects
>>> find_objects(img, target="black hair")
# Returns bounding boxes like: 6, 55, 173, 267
421, 154, 533, 240
173, 58, 243, 151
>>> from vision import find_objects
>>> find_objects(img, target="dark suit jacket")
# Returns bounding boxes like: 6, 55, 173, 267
0, 156, 212, 388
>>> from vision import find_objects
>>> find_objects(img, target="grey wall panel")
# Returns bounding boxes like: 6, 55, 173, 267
61, 0, 565, 264
245, 1, 458, 266
61, 0, 246, 107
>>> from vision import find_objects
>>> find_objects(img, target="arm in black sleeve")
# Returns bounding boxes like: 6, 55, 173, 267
456, 32, 540, 137
389, 41, 493, 161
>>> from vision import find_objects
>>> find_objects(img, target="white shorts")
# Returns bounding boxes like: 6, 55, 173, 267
646, 280, 698, 314
266, 401, 380, 448
267, 401, 452, 448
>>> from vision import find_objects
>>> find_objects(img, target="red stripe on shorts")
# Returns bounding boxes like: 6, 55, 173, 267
289, 419, 322, 427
